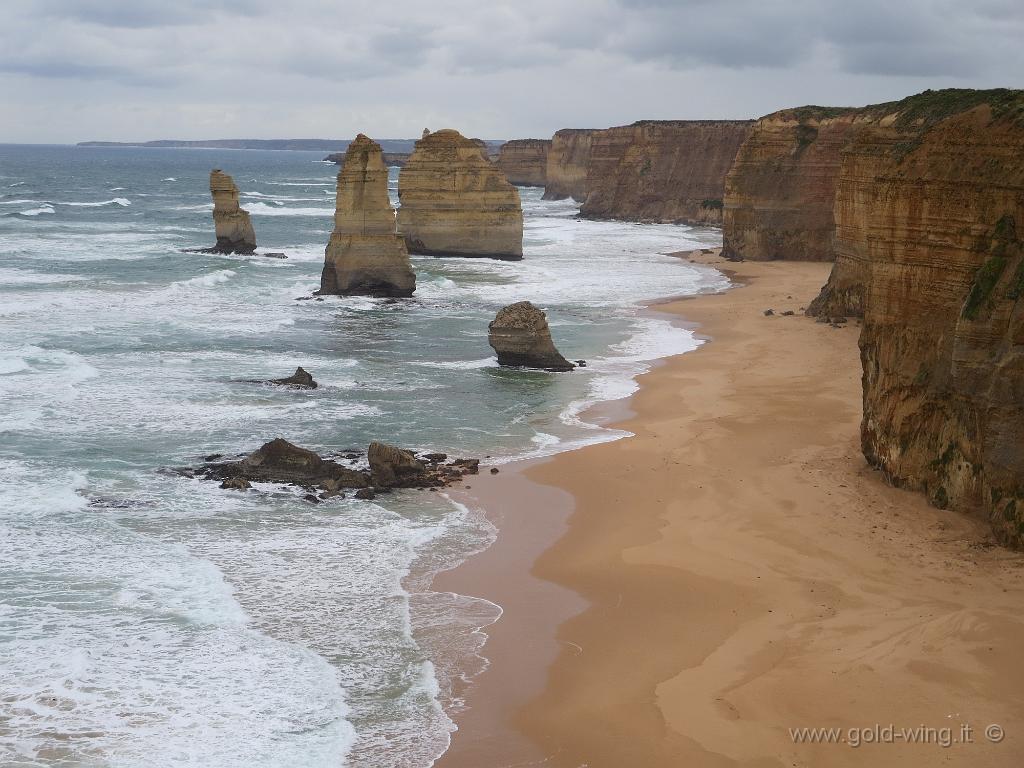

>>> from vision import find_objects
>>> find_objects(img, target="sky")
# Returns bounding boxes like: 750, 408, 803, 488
1, 0, 1022, 143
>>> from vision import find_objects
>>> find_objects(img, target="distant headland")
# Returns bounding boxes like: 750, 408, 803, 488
75, 138, 505, 153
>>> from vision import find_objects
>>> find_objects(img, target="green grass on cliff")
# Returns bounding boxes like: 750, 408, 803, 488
962, 215, 1020, 319
885, 88, 1024, 129
766, 88, 1024, 127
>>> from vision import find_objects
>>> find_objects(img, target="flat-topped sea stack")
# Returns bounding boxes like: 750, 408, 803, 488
580, 120, 753, 225
722, 108, 862, 261
496, 139, 551, 186
319, 134, 415, 297
397, 129, 523, 260
209, 170, 256, 254
543, 129, 598, 202
488, 301, 574, 372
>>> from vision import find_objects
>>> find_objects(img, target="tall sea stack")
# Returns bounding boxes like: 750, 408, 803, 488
319, 134, 415, 298
397, 129, 523, 260
209, 170, 256, 254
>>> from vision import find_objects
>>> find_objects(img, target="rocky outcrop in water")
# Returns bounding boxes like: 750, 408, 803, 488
209, 170, 256, 254
269, 367, 317, 389
319, 134, 415, 297
187, 438, 483, 497
580, 120, 753, 225
811, 89, 1024, 547
543, 129, 597, 202
496, 139, 551, 186
488, 301, 574, 371
722, 108, 861, 261
397, 129, 523, 260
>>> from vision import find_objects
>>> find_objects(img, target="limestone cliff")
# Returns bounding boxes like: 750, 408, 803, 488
496, 139, 551, 186
822, 89, 1024, 546
722, 109, 861, 261
319, 134, 415, 297
397, 129, 523, 260
209, 170, 256, 254
543, 129, 598, 202
580, 120, 753, 225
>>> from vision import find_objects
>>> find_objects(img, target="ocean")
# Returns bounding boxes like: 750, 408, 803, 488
0, 144, 726, 767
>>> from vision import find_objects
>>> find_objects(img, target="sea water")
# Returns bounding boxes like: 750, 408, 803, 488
0, 144, 727, 767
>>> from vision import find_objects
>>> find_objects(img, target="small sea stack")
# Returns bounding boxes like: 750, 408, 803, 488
209, 170, 256, 254
397, 128, 524, 260
319, 134, 416, 298
488, 301, 575, 371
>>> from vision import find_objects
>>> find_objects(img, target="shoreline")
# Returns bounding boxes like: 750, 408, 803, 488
433, 249, 1024, 767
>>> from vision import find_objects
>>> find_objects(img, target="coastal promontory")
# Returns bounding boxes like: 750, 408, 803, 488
580, 120, 753, 225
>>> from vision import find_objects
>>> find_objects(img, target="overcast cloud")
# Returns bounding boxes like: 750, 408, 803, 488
0, 0, 1021, 143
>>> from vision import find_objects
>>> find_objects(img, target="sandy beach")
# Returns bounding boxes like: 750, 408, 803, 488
436, 250, 1024, 767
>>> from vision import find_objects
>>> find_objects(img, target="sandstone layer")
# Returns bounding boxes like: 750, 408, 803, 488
580, 120, 753, 225
812, 89, 1024, 546
496, 139, 551, 186
543, 129, 598, 202
319, 134, 415, 298
209, 170, 256, 254
488, 301, 574, 371
398, 129, 523, 260
722, 109, 861, 261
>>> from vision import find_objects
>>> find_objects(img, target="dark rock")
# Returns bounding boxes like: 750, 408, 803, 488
269, 367, 318, 389
303, 494, 321, 504
782, 310, 795, 316
488, 301, 574, 372
262, 252, 287, 259
203, 453, 223, 462
451, 458, 480, 474
490, 467, 499, 474
368, 441, 427, 488
220, 477, 251, 491
421, 452, 448, 463
355, 488, 376, 500
575, 360, 588, 367
763, 309, 775, 316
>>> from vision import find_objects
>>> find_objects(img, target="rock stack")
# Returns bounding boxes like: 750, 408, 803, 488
496, 139, 551, 186
397, 129, 523, 260
319, 134, 416, 298
209, 170, 256, 254
488, 301, 574, 371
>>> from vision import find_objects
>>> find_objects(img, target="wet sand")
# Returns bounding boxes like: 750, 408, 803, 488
434, 250, 1024, 767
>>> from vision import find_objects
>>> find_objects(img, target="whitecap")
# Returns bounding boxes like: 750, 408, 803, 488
245, 202, 333, 217
16, 205, 55, 216
58, 197, 131, 208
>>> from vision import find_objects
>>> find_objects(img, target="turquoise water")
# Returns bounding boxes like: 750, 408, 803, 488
0, 144, 726, 767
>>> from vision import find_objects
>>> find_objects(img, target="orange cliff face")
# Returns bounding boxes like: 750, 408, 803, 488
543, 129, 598, 202
722, 108, 861, 261
579, 120, 753, 225
829, 91, 1024, 546
496, 139, 551, 187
